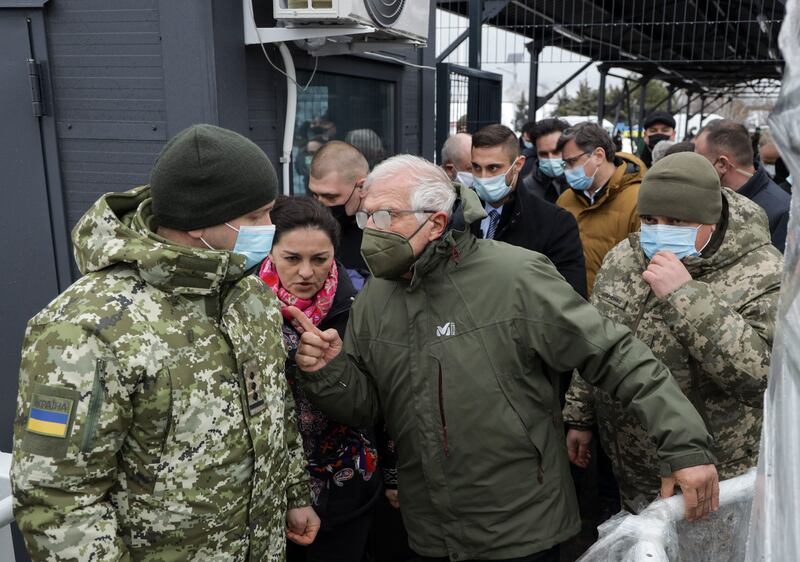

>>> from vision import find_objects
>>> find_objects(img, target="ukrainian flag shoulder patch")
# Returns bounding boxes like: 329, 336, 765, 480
27, 393, 74, 438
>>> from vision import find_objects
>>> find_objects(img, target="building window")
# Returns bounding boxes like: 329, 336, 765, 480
292, 70, 395, 195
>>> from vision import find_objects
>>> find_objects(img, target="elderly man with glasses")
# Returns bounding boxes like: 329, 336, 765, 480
288, 154, 721, 562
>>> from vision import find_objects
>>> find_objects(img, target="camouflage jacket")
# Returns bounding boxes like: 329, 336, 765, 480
564, 188, 783, 510
11, 186, 310, 561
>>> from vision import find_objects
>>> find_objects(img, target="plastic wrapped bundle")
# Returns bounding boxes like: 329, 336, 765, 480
578, 470, 755, 562
746, 0, 800, 555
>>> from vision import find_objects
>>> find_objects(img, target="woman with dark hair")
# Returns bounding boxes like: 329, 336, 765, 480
260, 196, 380, 561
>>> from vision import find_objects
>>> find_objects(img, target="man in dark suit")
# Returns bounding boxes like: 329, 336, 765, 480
694, 119, 790, 252
470, 124, 587, 298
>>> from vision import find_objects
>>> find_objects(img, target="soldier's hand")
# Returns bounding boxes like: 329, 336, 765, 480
642, 251, 693, 299
287, 306, 343, 372
385, 489, 400, 509
660, 464, 720, 522
286, 506, 321, 545
566, 428, 592, 468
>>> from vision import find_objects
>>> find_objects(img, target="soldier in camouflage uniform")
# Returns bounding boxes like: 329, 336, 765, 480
11, 125, 319, 560
564, 152, 783, 511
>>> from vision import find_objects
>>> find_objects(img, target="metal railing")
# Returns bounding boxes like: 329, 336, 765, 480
579, 469, 757, 561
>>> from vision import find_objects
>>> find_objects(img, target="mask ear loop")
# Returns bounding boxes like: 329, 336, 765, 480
696, 225, 714, 256
506, 157, 521, 186
585, 151, 600, 182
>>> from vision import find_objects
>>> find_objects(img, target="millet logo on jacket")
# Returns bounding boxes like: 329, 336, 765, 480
436, 322, 456, 337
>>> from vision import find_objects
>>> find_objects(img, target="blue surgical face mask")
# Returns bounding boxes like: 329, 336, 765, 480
564, 159, 598, 191
539, 158, 565, 178
228, 223, 275, 270
473, 160, 518, 203
523, 140, 534, 150
456, 170, 475, 188
640, 224, 700, 260
202, 223, 276, 270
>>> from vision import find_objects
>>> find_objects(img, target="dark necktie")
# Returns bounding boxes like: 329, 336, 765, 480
486, 209, 500, 240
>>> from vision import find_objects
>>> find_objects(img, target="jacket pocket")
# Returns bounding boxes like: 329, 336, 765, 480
148, 367, 176, 497
80, 359, 107, 453
435, 361, 450, 457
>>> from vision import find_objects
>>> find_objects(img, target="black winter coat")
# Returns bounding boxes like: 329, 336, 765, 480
471, 183, 588, 298
283, 265, 382, 525
336, 215, 369, 275
521, 166, 569, 204
737, 164, 791, 252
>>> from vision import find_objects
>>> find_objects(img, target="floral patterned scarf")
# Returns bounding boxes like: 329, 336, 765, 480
259, 257, 338, 332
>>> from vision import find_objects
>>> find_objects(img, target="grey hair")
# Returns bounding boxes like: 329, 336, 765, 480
652, 139, 676, 164
441, 133, 471, 165
364, 154, 457, 222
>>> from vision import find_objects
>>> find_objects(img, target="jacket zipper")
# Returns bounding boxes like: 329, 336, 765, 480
631, 288, 653, 336
161, 368, 174, 458
437, 365, 450, 457
81, 359, 106, 453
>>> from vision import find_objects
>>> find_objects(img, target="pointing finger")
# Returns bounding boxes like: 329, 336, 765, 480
300, 330, 330, 350
286, 306, 322, 336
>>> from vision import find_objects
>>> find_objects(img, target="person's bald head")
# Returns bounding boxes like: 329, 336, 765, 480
441, 133, 473, 180
309, 141, 369, 216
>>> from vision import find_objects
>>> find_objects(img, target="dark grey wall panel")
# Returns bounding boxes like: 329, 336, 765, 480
245, 45, 284, 165
45, 0, 166, 263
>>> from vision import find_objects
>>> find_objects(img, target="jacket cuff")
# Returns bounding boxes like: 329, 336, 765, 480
298, 352, 347, 387
286, 481, 313, 510
658, 450, 717, 477
662, 280, 713, 328
562, 395, 596, 428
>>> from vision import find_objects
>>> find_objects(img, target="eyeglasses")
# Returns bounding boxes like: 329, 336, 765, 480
355, 209, 437, 230
563, 151, 590, 169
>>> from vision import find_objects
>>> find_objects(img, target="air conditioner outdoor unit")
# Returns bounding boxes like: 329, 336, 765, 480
273, 0, 428, 46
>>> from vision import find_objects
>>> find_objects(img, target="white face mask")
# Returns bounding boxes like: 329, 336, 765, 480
456, 171, 474, 188
762, 163, 776, 177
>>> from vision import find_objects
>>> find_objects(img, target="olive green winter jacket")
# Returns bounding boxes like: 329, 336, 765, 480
300, 185, 715, 560
564, 189, 782, 510
12, 186, 309, 561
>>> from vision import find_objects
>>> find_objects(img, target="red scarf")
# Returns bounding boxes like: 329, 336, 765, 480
259, 257, 338, 333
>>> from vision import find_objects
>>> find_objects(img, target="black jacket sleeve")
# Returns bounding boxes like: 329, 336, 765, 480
544, 209, 588, 298
770, 210, 788, 253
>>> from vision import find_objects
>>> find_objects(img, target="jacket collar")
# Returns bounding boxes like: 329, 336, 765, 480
72, 185, 248, 296
326, 261, 358, 319
735, 164, 769, 200
570, 153, 645, 209
408, 184, 484, 290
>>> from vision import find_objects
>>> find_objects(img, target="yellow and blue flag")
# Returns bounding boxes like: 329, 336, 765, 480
26, 393, 73, 438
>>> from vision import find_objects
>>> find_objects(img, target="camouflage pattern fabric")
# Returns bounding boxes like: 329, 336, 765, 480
564, 188, 783, 510
11, 186, 310, 561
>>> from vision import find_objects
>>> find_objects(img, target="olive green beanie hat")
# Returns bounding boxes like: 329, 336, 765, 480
638, 152, 723, 224
150, 124, 278, 230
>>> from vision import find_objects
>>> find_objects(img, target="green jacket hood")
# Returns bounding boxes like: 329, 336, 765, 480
72, 186, 249, 294
629, 188, 773, 274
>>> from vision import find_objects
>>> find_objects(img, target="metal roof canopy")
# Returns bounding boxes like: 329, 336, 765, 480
439, 0, 785, 99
